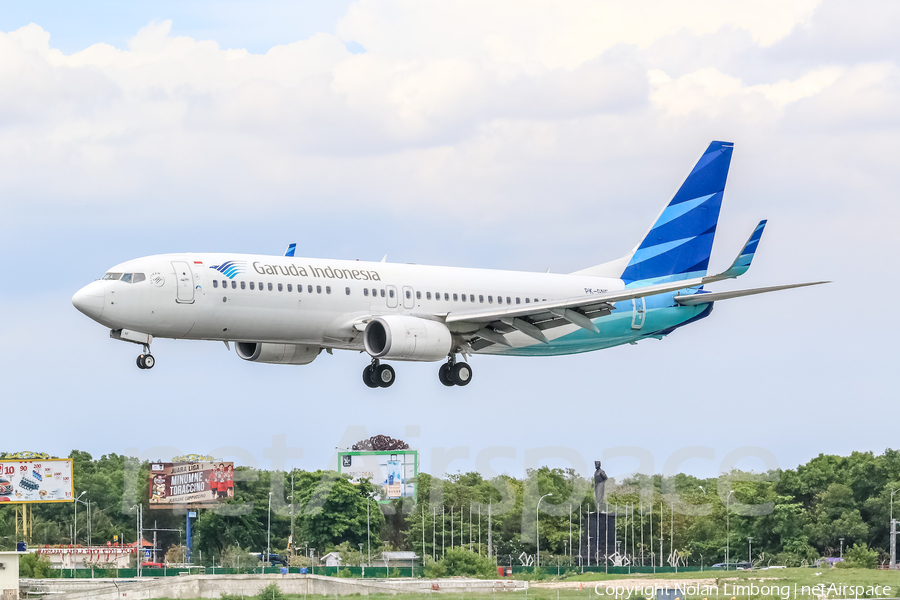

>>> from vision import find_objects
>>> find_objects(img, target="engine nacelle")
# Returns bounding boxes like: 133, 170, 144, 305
364, 315, 452, 362
235, 342, 320, 365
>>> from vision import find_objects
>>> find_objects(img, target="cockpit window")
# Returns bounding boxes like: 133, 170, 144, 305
102, 273, 122, 280
120, 273, 133, 284
132, 273, 146, 283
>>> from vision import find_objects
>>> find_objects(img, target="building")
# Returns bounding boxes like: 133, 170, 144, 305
321, 552, 342, 567
0, 551, 23, 600
36, 546, 136, 569
378, 551, 418, 568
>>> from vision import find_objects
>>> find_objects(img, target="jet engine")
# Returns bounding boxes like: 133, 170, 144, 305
235, 342, 320, 365
364, 315, 452, 361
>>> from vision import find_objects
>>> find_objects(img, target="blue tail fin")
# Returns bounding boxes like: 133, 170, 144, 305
621, 141, 734, 284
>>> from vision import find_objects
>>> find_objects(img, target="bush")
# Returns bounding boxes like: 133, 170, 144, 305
255, 583, 286, 600
19, 553, 56, 578
844, 543, 878, 569
425, 548, 497, 578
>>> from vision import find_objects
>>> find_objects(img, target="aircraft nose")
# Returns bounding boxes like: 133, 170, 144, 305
72, 281, 105, 321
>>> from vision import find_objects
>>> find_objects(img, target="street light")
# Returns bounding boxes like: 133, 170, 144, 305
726, 490, 734, 571
536, 493, 553, 569
73, 491, 86, 546
839, 537, 844, 559
748, 536, 753, 567
891, 489, 899, 568
267, 492, 272, 565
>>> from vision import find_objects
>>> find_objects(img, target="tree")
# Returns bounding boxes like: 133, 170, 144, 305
844, 542, 878, 568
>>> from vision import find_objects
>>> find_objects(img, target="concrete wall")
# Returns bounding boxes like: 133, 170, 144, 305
35, 573, 528, 600
0, 552, 21, 600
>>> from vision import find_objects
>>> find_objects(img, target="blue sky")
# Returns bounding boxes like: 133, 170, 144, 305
1, 0, 897, 486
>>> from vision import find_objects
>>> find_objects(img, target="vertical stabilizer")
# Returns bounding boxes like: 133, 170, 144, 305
620, 141, 734, 284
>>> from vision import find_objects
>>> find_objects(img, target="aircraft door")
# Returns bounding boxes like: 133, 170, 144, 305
402, 286, 415, 309
172, 261, 195, 304
631, 297, 645, 330
386, 285, 398, 308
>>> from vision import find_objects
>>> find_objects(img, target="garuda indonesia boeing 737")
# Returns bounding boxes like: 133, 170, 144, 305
72, 141, 824, 388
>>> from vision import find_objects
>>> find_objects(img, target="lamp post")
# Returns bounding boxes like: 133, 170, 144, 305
839, 538, 844, 559
748, 536, 753, 567
267, 492, 272, 565
73, 491, 86, 547
726, 490, 734, 571
536, 493, 553, 568
891, 489, 899, 568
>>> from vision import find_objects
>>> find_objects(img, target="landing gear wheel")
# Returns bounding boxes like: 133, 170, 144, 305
375, 364, 395, 388
438, 363, 454, 387
451, 362, 472, 386
363, 365, 379, 388
142, 354, 155, 369
136, 355, 146, 369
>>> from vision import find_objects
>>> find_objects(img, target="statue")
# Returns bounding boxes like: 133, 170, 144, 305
593, 460, 608, 507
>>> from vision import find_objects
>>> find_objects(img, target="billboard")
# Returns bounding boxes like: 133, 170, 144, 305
148, 461, 234, 508
338, 451, 417, 503
0, 458, 74, 503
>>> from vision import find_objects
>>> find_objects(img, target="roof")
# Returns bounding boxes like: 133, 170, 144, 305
322, 552, 342, 558
381, 551, 417, 560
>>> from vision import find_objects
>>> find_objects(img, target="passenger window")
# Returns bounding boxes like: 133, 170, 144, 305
380, 289, 385, 298
461, 294, 466, 302
101, 273, 122, 280
221, 280, 226, 288
416, 291, 421, 299
326, 286, 331, 294
287, 284, 292, 292
516, 297, 520, 304
488, 296, 493, 303
444, 293, 449, 301
507, 297, 511, 304
278, 283, 283, 292
259, 282, 264, 291
308, 285, 313, 293
405, 290, 411, 299
121, 273, 133, 284
389, 289, 394, 298
453, 293, 458, 301
213, 280, 218, 288
268, 283, 273, 291
133, 273, 146, 283
470, 294, 474, 302
241, 281, 246, 290
345, 287, 350, 295
249, 282, 255, 290
231, 281, 236, 289
479, 295, 484, 303
364, 288, 369, 297
525, 298, 530, 303
498, 296, 503, 304
426, 292, 432, 300
317, 286, 322, 294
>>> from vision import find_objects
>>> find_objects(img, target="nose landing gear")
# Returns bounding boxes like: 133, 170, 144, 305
439, 355, 472, 386
363, 359, 395, 388
136, 344, 155, 370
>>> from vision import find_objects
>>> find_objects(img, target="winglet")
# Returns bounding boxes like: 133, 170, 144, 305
719, 220, 766, 279
284, 243, 296, 257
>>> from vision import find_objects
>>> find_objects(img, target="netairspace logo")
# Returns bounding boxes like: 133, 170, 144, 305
210, 261, 247, 279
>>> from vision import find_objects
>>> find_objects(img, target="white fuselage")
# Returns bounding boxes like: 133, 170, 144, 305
72, 252, 650, 358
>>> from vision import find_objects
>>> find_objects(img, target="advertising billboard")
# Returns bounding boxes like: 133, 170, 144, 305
148, 461, 234, 508
0, 458, 74, 503
338, 451, 417, 503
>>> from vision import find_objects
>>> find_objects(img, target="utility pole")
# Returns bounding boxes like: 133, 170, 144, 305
891, 489, 899, 569
536, 493, 552, 568
290, 474, 295, 560
488, 501, 492, 560
726, 490, 734, 570
839, 537, 844, 559
748, 536, 753, 567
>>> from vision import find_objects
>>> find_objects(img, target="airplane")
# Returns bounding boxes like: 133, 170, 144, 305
72, 141, 825, 388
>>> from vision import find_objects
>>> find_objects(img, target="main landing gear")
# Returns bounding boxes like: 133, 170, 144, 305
363, 359, 395, 388
136, 344, 155, 370
439, 355, 472, 387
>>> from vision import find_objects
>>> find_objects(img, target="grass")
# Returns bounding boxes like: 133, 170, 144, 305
147, 568, 900, 600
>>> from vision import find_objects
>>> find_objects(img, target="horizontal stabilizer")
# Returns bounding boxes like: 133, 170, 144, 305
674, 281, 829, 305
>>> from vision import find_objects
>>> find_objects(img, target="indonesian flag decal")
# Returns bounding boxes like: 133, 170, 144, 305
193, 261, 203, 265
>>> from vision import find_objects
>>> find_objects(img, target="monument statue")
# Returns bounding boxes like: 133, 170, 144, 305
593, 460, 608, 506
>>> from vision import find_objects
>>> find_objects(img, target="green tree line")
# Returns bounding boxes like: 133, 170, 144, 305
2, 448, 899, 569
